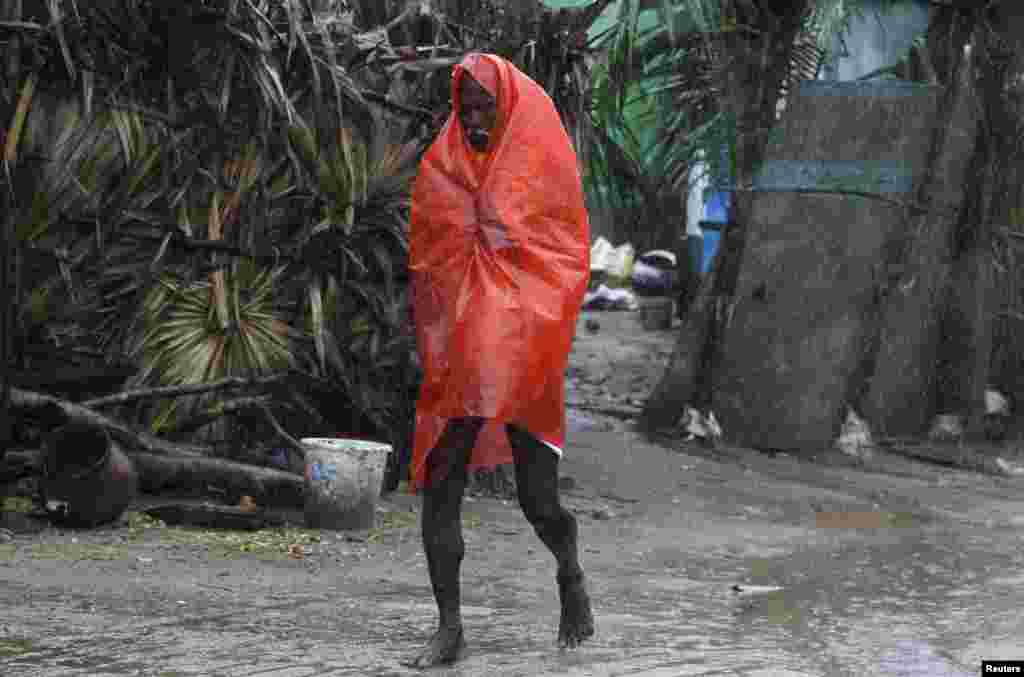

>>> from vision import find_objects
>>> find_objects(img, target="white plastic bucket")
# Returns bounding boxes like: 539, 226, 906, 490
301, 438, 392, 530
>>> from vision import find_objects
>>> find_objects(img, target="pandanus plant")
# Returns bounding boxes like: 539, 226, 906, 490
1, 0, 421, 460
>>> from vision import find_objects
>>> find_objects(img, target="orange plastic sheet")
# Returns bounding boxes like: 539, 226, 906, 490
408, 53, 590, 491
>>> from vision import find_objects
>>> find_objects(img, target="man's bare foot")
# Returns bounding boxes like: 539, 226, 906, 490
407, 625, 466, 669
557, 573, 595, 649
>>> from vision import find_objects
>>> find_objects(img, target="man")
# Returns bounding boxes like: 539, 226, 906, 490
406, 52, 593, 667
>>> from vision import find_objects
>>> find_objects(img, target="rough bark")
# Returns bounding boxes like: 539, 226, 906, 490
859, 9, 979, 436
936, 24, 1017, 438
641, 1, 812, 431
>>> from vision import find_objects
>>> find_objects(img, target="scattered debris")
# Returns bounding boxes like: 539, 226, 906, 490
836, 408, 874, 460
142, 503, 286, 531
146, 523, 321, 560
681, 407, 722, 444
590, 237, 635, 282
638, 250, 676, 267
583, 284, 638, 311
731, 584, 784, 596
288, 544, 306, 559
984, 388, 1011, 441
598, 491, 639, 505
929, 413, 964, 442
632, 250, 678, 296
238, 496, 259, 513
986, 388, 1010, 416
995, 458, 1024, 476
584, 318, 601, 333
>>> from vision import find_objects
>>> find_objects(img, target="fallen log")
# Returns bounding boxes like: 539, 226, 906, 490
5, 447, 306, 510
8, 387, 308, 508
10, 387, 208, 457
132, 452, 306, 509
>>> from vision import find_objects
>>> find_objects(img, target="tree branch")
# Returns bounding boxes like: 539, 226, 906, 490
82, 374, 287, 408
9, 387, 207, 458
260, 403, 307, 459
164, 395, 274, 438
362, 90, 434, 119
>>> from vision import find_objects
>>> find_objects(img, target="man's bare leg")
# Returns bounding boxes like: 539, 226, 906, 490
410, 417, 483, 668
507, 424, 594, 648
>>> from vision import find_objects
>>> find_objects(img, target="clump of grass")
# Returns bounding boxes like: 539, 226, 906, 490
30, 543, 124, 560
1, 497, 34, 513
160, 526, 321, 560
366, 509, 479, 544
0, 638, 34, 658
124, 511, 166, 541
379, 509, 418, 530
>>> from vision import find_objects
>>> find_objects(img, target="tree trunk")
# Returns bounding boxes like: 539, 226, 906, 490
936, 17, 1018, 437
641, 1, 811, 431
859, 9, 979, 437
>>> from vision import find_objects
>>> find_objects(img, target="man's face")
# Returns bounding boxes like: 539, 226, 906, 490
458, 75, 497, 152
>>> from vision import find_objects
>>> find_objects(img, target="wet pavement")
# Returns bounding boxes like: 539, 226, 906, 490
2, 422, 1023, 676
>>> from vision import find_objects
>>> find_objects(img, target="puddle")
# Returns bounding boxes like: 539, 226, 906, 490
567, 410, 611, 433
878, 640, 972, 677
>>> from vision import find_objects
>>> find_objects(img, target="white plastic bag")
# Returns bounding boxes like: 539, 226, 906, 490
590, 237, 635, 280
836, 408, 873, 459
681, 406, 722, 442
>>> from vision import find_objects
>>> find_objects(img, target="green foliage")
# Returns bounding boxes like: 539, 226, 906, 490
0, 1, 419, 452
132, 261, 299, 432
584, 0, 920, 246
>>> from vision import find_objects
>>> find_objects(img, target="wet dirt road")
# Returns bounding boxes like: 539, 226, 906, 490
2, 424, 1023, 677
